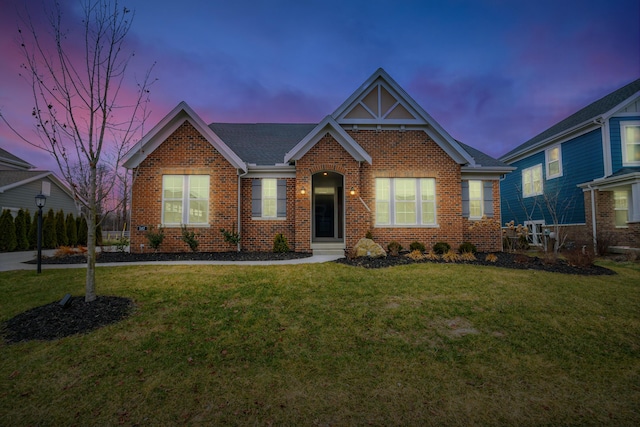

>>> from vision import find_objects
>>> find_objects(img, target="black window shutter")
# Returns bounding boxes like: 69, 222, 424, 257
483, 181, 494, 217
252, 180, 261, 217
461, 180, 470, 217
277, 180, 286, 218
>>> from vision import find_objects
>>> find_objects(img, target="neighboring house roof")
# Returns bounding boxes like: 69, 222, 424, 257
209, 123, 315, 165
0, 146, 33, 169
500, 78, 640, 163
0, 170, 77, 202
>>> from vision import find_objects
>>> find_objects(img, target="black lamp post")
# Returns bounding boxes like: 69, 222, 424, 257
35, 193, 47, 274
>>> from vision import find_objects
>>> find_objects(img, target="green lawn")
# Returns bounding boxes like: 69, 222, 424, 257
1, 261, 639, 425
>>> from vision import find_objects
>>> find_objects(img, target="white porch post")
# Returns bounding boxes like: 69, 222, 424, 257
631, 182, 640, 222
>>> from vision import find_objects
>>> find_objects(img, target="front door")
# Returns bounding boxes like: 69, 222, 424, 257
312, 172, 344, 242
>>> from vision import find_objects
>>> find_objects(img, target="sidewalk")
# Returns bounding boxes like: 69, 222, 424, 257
0, 250, 343, 272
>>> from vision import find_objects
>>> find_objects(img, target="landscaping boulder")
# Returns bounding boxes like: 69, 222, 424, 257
353, 238, 386, 258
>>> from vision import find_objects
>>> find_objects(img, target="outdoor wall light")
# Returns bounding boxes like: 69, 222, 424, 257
350, 187, 356, 196
300, 186, 306, 195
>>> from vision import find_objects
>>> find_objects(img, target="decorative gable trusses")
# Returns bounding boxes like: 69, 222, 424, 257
284, 115, 372, 164
332, 68, 476, 166
122, 101, 247, 172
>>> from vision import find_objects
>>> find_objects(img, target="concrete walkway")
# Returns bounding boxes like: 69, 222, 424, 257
0, 249, 344, 272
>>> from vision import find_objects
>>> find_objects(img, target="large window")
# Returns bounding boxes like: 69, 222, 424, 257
162, 175, 209, 225
522, 164, 543, 197
375, 178, 436, 226
614, 190, 629, 227
261, 178, 277, 218
621, 122, 640, 166
469, 180, 483, 218
545, 145, 562, 179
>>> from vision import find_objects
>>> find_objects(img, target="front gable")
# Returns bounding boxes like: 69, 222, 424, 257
123, 101, 246, 172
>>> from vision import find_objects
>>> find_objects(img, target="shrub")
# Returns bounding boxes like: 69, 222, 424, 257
365, 230, 373, 240
273, 233, 290, 253
65, 213, 77, 247
442, 249, 461, 263
43, 209, 57, 249
387, 241, 402, 256
54, 246, 78, 258
28, 211, 38, 249
564, 248, 596, 268
14, 209, 29, 251
115, 236, 129, 252
433, 241, 450, 255
77, 216, 88, 246
458, 242, 477, 254
425, 251, 440, 260
181, 225, 199, 252
55, 210, 68, 247
460, 251, 477, 261
409, 241, 426, 253
220, 222, 240, 246
0, 209, 17, 252
484, 253, 498, 263
145, 227, 165, 251
405, 249, 425, 260
595, 231, 616, 256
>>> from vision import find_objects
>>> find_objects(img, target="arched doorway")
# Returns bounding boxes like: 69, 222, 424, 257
312, 171, 344, 242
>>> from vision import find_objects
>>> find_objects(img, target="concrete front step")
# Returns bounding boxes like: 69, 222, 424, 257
311, 243, 345, 257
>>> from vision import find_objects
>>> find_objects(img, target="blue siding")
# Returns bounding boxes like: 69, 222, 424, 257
610, 116, 640, 171
500, 129, 603, 226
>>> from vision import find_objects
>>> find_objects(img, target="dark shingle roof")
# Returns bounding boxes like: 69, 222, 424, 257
0, 146, 33, 169
209, 123, 316, 165
0, 170, 48, 189
500, 78, 640, 161
457, 141, 511, 169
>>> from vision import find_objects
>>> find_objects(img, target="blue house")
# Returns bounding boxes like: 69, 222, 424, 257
499, 78, 640, 251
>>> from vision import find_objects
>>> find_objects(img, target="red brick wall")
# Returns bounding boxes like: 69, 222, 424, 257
129, 120, 239, 253
585, 190, 640, 249
462, 180, 503, 252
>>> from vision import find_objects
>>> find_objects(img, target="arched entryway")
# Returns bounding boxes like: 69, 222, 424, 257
312, 171, 344, 243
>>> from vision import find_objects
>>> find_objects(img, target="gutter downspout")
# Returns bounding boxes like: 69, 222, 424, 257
588, 184, 597, 255
237, 169, 249, 252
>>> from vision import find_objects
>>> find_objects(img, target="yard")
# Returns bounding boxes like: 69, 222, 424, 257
1, 260, 639, 425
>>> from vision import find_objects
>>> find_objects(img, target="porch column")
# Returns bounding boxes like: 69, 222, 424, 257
631, 182, 640, 222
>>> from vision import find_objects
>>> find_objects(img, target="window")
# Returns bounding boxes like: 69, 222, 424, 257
375, 178, 436, 226
252, 179, 286, 219
522, 164, 543, 197
462, 180, 494, 219
545, 145, 562, 179
162, 175, 209, 225
621, 122, 640, 165
614, 190, 629, 227
468, 180, 483, 218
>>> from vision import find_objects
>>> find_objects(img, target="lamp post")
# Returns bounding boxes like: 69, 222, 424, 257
35, 193, 47, 274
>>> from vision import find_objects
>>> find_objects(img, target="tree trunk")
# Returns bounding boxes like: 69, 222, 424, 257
85, 164, 97, 302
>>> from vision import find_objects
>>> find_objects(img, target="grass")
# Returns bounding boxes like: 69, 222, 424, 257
1, 261, 639, 425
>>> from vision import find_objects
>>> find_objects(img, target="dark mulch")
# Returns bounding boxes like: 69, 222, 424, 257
28, 251, 312, 264
335, 251, 616, 276
3, 296, 133, 344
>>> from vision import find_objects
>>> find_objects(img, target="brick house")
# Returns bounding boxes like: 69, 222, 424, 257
123, 69, 513, 255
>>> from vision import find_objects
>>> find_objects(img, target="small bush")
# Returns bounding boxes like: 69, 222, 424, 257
425, 251, 440, 261
145, 227, 165, 251
405, 249, 425, 260
564, 248, 596, 268
115, 236, 129, 253
220, 222, 240, 246
181, 225, 199, 252
54, 246, 78, 258
387, 241, 402, 256
442, 249, 460, 263
484, 253, 498, 263
458, 242, 477, 254
460, 251, 476, 261
273, 233, 290, 253
433, 241, 450, 255
0, 209, 17, 252
365, 230, 373, 240
409, 241, 426, 253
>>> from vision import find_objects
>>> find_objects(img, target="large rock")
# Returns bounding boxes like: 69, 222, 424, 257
353, 238, 386, 258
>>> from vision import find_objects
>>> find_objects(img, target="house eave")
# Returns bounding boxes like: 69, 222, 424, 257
578, 172, 640, 190
244, 164, 297, 178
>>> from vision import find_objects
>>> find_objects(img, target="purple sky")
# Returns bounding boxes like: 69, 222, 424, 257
1, 0, 639, 172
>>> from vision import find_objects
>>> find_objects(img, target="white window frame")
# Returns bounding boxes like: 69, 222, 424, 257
162, 175, 209, 226
261, 178, 277, 219
621, 121, 640, 166
522, 164, 543, 198
545, 145, 563, 179
468, 180, 483, 219
375, 178, 437, 227
614, 190, 629, 228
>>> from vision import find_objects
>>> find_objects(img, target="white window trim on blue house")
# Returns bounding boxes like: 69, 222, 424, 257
522, 164, 543, 198
621, 121, 640, 166
545, 145, 563, 179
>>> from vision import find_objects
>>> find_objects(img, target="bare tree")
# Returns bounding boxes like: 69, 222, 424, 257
4, 0, 154, 302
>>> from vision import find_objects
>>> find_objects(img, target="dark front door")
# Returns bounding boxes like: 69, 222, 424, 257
315, 192, 335, 238
312, 171, 344, 242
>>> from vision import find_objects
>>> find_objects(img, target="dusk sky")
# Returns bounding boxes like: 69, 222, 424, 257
1, 0, 639, 173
